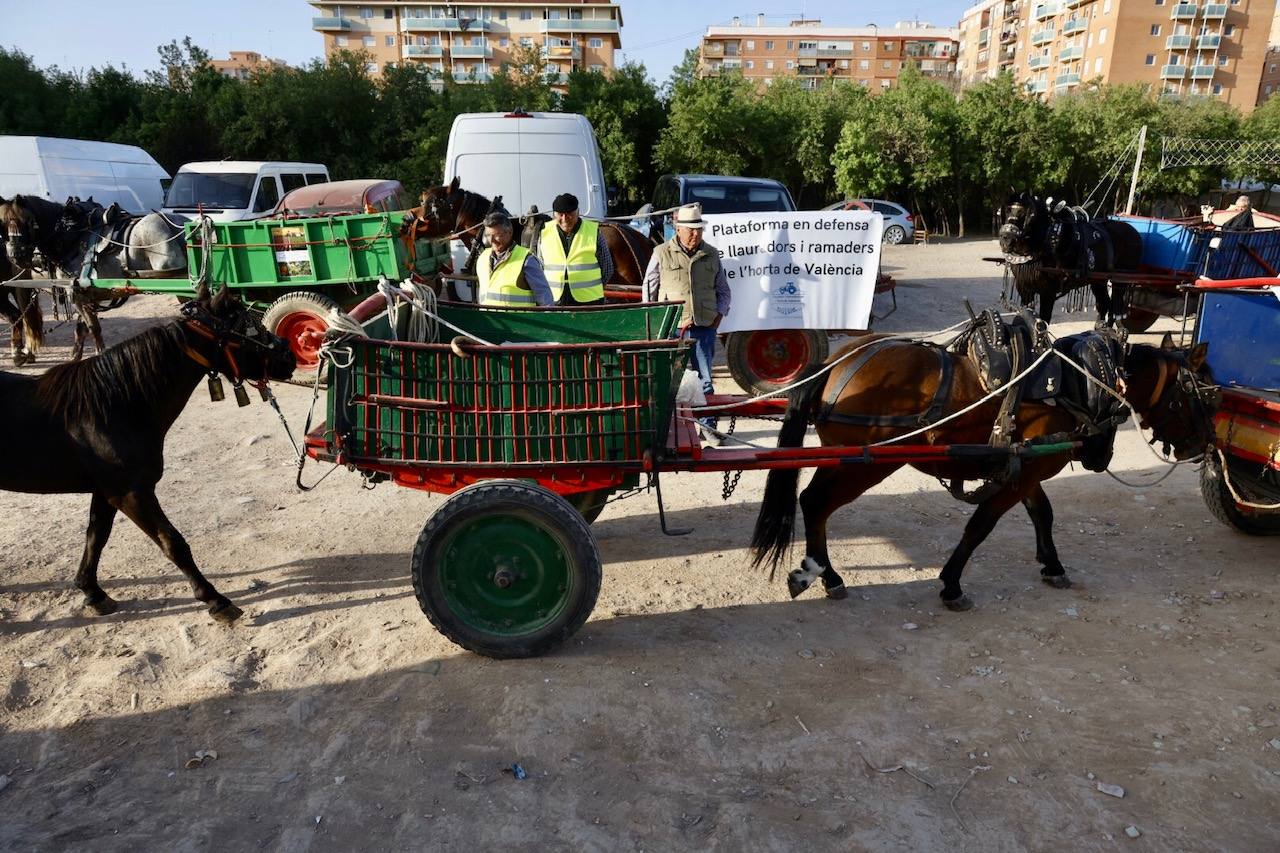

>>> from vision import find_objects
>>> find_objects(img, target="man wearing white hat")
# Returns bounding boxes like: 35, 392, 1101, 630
643, 203, 731, 440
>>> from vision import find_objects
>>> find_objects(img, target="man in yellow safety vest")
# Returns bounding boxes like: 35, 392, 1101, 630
477, 212, 555, 307
537, 193, 613, 306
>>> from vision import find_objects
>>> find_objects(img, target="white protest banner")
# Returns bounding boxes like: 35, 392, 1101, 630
703, 211, 883, 334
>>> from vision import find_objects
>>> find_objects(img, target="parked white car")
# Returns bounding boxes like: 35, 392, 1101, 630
0, 136, 169, 213
163, 161, 329, 222
823, 198, 915, 244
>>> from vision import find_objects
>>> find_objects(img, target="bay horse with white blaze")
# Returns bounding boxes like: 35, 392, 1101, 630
0, 284, 295, 621
751, 333, 1214, 610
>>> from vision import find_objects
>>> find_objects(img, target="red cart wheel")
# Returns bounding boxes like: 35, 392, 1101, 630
262, 292, 340, 381
727, 329, 829, 396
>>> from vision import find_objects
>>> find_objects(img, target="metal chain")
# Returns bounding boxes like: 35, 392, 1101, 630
720, 415, 744, 500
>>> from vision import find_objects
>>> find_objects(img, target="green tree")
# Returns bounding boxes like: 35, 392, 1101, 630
562, 63, 664, 205
654, 73, 761, 177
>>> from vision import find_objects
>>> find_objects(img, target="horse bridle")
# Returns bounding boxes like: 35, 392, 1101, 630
178, 299, 287, 389
1139, 354, 1217, 457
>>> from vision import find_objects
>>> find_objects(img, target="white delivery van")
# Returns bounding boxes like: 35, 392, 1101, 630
443, 111, 607, 297
163, 161, 329, 222
0, 135, 170, 214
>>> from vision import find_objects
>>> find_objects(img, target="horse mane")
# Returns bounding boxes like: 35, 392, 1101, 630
34, 322, 191, 427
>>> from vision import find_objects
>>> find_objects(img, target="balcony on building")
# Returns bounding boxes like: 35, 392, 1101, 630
1001, 44, 1017, 61
1161, 63, 1188, 78
541, 19, 620, 35
978, 27, 990, 47
544, 71, 569, 85
1055, 72, 1080, 87
404, 44, 444, 58
818, 47, 853, 58
1169, 3, 1198, 20
721, 58, 743, 69
1064, 0, 1091, 7
312, 16, 352, 31
405, 18, 492, 33
1058, 45, 1083, 61
1190, 64, 1215, 78
541, 43, 580, 61
1000, 28, 1018, 43
453, 69, 492, 82
703, 41, 725, 57
1062, 17, 1087, 35
1033, 3, 1060, 21
1028, 79, 1049, 93
797, 47, 819, 59
1201, 3, 1227, 18
1028, 53, 1050, 68
1031, 28, 1055, 45
451, 44, 494, 58
1166, 34, 1192, 49
702, 62, 722, 76
1196, 34, 1221, 49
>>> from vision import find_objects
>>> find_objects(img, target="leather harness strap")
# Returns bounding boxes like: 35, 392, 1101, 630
817, 340, 954, 429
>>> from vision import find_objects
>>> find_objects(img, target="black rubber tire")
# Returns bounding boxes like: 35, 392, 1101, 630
567, 488, 612, 524
1121, 308, 1160, 333
883, 225, 908, 245
410, 481, 602, 659
261, 291, 340, 384
726, 329, 830, 396
1199, 450, 1280, 536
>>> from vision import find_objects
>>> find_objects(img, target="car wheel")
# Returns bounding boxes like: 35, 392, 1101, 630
883, 225, 907, 245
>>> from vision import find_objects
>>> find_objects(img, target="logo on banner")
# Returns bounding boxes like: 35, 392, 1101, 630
771, 280, 803, 316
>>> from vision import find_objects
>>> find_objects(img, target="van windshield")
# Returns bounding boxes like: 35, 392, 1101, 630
165, 172, 256, 210
686, 183, 794, 214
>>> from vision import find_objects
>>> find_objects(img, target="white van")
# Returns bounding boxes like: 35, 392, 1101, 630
443, 112, 607, 296
163, 161, 329, 222
0, 136, 170, 214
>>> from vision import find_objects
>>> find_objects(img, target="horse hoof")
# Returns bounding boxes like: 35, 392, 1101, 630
823, 582, 848, 600
943, 594, 975, 612
208, 601, 243, 624
1041, 574, 1072, 589
82, 595, 119, 616
786, 574, 811, 599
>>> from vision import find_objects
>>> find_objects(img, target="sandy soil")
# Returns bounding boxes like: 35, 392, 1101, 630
1, 240, 1277, 852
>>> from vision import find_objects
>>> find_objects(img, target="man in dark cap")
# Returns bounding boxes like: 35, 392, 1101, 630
537, 192, 613, 306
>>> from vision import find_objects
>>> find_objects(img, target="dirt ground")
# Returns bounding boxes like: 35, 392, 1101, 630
1, 239, 1277, 852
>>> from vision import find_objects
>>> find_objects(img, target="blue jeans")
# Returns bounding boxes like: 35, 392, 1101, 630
681, 325, 718, 431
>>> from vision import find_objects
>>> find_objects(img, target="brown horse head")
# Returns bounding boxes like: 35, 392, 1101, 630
1123, 335, 1215, 461
0, 194, 41, 268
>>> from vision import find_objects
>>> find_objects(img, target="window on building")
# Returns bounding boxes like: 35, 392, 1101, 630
589, 64, 604, 72
520, 37, 533, 47
359, 7, 372, 18
765, 59, 775, 69
384, 7, 393, 18
862, 41, 871, 51
839, 59, 848, 69
366, 61, 379, 73
547, 10, 561, 19
363, 35, 375, 47
588, 37, 603, 48
1224, 24, 1234, 35
1087, 33, 1094, 46
519, 10, 533, 20
1218, 55, 1228, 66
1099, 27, 1107, 44
886, 41, 896, 51
336, 35, 349, 47
786, 60, 794, 69
859, 59, 870, 70
746, 40, 755, 49
1154, 0, 1164, 5
1268, 85, 1275, 95
1145, 54, 1155, 65
1103, 0, 1111, 11
1150, 24, 1160, 35
498, 9, 507, 19
1095, 57, 1103, 73
499, 37, 509, 47
1213, 83, 1223, 93
470, 35, 483, 46
746, 60, 754, 68
570, 8, 583, 18
765, 40, 774, 50
881, 79, 892, 88
787, 40, 793, 50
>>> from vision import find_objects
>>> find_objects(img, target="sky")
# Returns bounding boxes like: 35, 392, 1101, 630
1, 0, 974, 83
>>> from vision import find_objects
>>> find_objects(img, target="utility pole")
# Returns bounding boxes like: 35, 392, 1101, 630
1125, 124, 1147, 215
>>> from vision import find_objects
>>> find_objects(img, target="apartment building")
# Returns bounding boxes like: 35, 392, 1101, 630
958, 0, 1276, 111
209, 51, 285, 81
309, 1, 622, 86
1260, 46, 1280, 103
698, 17, 959, 90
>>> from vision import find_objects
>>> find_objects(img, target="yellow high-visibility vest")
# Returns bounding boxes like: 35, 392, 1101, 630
477, 245, 536, 306
540, 219, 604, 302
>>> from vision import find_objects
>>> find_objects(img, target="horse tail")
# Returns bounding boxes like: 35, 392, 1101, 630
750, 365, 826, 576
22, 288, 44, 353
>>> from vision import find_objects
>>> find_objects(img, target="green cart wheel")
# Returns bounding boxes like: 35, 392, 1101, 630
410, 481, 602, 658
566, 488, 613, 524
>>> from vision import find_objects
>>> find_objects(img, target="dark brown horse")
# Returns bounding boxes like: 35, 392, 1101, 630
0, 198, 45, 365
751, 333, 1214, 610
998, 191, 1144, 326
410, 178, 655, 291
0, 284, 295, 621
